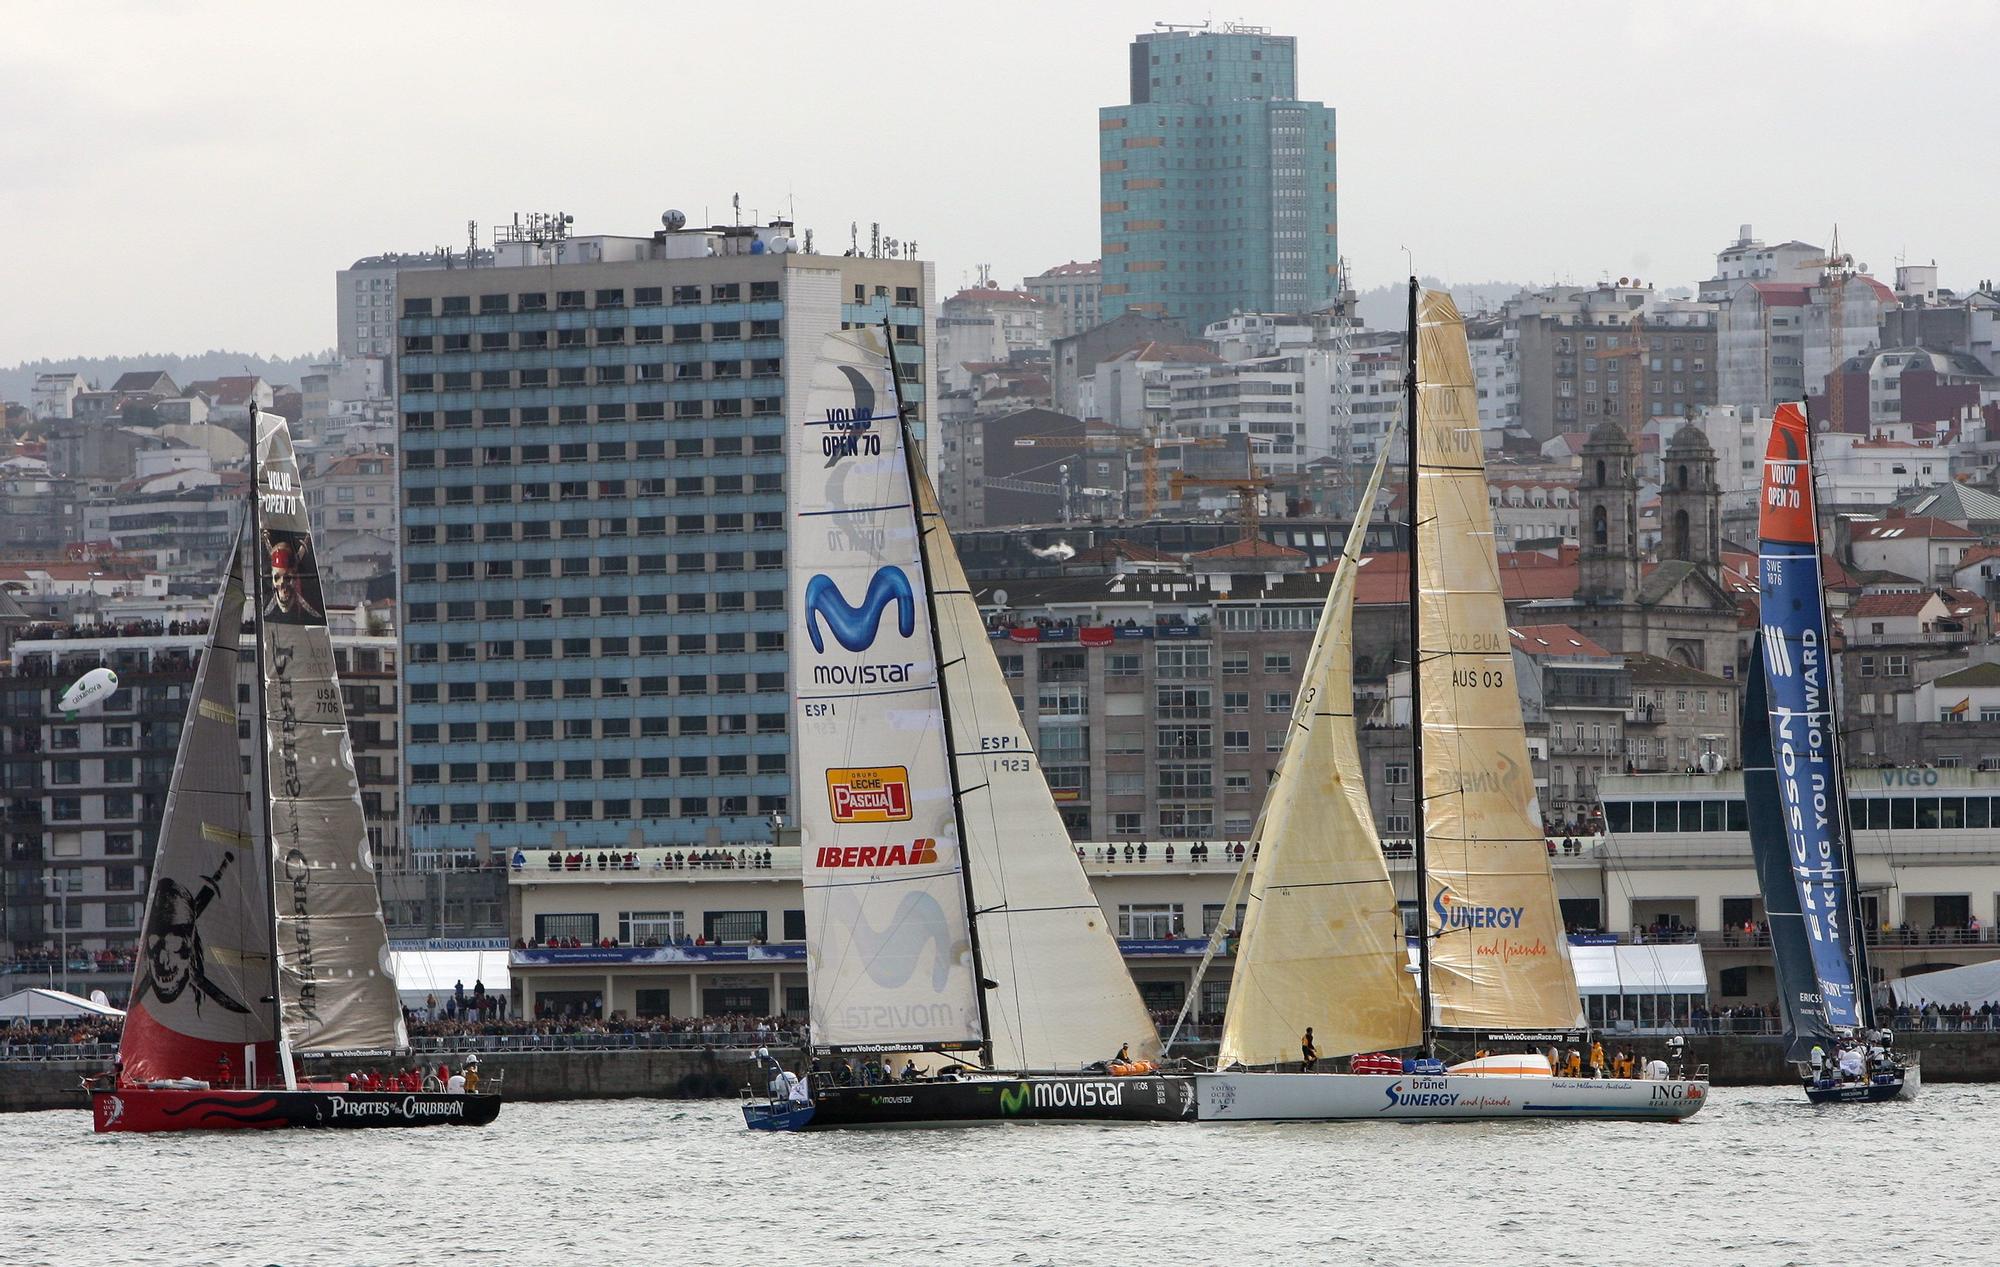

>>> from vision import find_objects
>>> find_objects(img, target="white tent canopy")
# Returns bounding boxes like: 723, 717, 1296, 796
1568, 944, 1708, 996
1891, 960, 2000, 1009
0, 987, 125, 1022
390, 949, 510, 1008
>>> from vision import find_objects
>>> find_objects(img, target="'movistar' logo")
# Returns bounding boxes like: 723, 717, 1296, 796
827, 767, 912, 823
815, 839, 939, 869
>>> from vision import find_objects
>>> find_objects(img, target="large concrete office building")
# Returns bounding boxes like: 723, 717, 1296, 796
1099, 25, 1339, 333
393, 218, 935, 859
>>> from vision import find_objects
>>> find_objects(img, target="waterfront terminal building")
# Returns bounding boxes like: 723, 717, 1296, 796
504, 767, 2000, 1028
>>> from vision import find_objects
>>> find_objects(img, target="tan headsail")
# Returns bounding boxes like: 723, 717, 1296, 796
916, 464, 1164, 1067
1413, 290, 1580, 1030
255, 411, 407, 1055
1217, 435, 1420, 1067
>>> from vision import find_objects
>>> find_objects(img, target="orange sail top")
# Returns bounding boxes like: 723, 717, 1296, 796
1759, 401, 1816, 546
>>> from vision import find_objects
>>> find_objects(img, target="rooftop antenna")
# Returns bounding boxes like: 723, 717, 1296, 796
466, 220, 478, 267
732, 193, 741, 226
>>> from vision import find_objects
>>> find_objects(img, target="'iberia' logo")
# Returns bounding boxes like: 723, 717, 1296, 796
827, 767, 912, 823
1431, 885, 1526, 935
816, 839, 940, 869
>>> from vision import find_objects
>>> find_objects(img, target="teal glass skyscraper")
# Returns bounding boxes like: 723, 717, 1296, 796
1099, 26, 1337, 333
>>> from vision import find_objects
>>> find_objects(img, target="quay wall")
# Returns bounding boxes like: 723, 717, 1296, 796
4, 1034, 1990, 1113
0, 1044, 805, 1114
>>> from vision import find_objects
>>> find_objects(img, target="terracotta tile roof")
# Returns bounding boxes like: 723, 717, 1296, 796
1346, 552, 1580, 604
1069, 538, 1178, 566
1852, 515, 1977, 541
1508, 624, 1613, 658
1750, 282, 1812, 306
1117, 341, 1221, 365
1190, 536, 1307, 562
1849, 591, 1940, 618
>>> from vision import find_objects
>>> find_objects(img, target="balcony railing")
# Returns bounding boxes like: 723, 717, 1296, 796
510, 846, 800, 882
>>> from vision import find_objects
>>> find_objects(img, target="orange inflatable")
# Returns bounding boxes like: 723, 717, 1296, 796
1105, 1059, 1159, 1076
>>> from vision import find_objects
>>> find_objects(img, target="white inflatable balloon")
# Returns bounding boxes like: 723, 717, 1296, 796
56, 667, 118, 716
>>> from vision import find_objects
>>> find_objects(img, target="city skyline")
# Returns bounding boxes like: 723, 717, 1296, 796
6, 0, 1997, 362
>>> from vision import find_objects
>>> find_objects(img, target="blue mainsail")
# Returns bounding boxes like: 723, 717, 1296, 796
1755, 401, 1863, 1029
1742, 638, 1840, 1060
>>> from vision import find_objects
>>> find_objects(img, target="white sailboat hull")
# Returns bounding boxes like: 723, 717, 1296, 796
1195, 1071, 1708, 1122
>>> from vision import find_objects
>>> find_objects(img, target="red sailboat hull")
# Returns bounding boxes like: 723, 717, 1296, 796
90, 1085, 502, 1133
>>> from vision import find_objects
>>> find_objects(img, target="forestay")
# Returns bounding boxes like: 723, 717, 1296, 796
1413, 290, 1580, 1031
916, 464, 1162, 1067
1219, 435, 1419, 1066
790, 330, 983, 1051
255, 412, 406, 1055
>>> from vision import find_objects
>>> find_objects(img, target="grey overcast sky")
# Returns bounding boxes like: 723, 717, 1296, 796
4, 0, 1994, 363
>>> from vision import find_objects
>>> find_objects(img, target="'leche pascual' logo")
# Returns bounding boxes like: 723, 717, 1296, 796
826, 766, 912, 824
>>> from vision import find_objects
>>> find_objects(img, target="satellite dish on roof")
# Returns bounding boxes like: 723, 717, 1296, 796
992, 589, 1009, 607
662, 209, 687, 231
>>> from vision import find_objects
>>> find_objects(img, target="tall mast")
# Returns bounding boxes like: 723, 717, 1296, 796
1801, 399, 1876, 1025
885, 320, 996, 1068
1405, 278, 1433, 1056
248, 426, 296, 1090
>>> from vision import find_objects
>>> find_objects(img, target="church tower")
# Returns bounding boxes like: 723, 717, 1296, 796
1579, 420, 1640, 603
1659, 423, 1721, 574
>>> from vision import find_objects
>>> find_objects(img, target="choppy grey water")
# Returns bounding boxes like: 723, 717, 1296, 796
6, 1086, 1988, 1266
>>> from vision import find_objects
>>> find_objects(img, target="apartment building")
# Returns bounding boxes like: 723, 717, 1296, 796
1099, 25, 1338, 332
393, 218, 936, 858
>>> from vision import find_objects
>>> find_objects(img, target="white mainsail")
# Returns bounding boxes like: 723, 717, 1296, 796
254, 412, 407, 1055
916, 466, 1163, 1067
1217, 437, 1420, 1067
1412, 292, 1580, 1031
790, 331, 983, 1051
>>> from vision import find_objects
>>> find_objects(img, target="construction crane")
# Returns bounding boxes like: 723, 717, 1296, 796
1168, 444, 1272, 537
1803, 228, 1857, 432
1013, 428, 1225, 520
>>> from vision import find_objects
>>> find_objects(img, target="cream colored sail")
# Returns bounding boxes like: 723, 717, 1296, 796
1413, 291, 1580, 1030
1217, 435, 1420, 1067
916, 466, 1164, 1067
790, 331, 983, 1052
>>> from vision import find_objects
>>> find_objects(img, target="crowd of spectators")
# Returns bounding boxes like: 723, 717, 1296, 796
2, 947, 133, 976
1080, 841, 1246, 866
15, 618, 211, 643
404, 1011, 803, 1045
515, 930, 768, 950
523, 848, 777, 873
